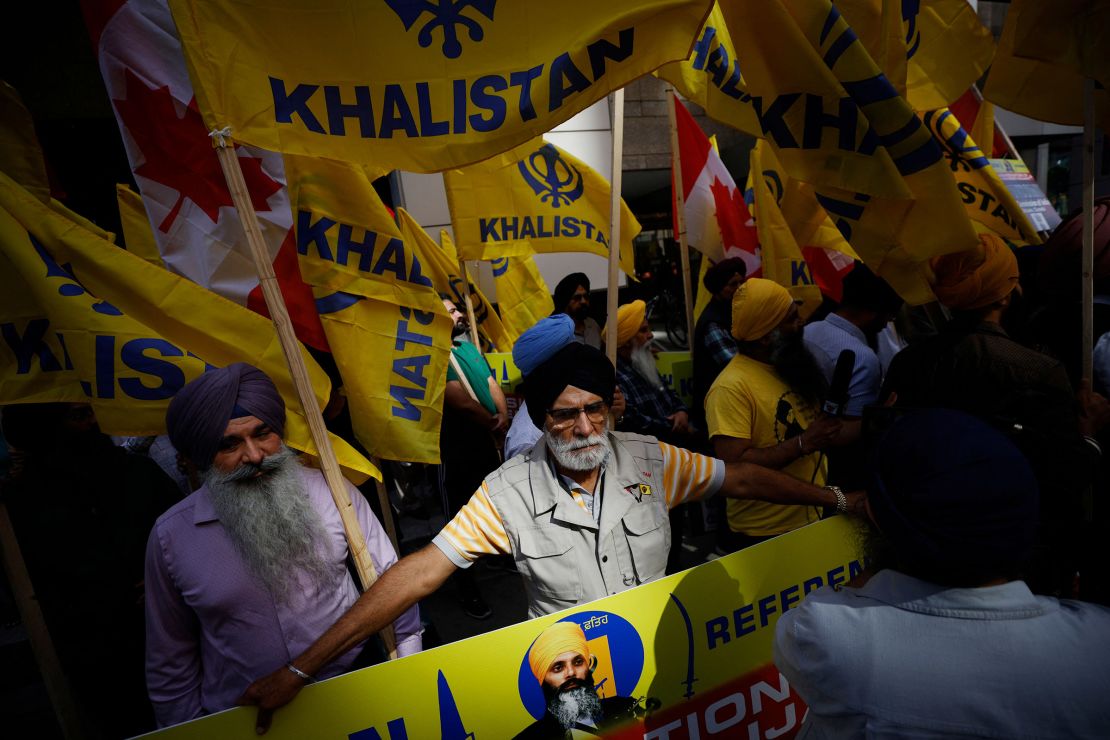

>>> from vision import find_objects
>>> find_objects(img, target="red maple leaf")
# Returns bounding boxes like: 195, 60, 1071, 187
709, 176, 759, 255
113, 68, 282, 233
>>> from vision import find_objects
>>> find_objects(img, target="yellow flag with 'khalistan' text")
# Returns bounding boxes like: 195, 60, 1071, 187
284, 154, 452, 464
444, 138, 638, 277
168, 0, 712, 172
116, 183, 167, 268
0, 170, 377, 482
489, 255, 553, 346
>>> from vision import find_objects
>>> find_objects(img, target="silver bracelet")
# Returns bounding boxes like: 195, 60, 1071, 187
825, 485, 847, 513
286, 662, 315, 683
797, 435, 807, 455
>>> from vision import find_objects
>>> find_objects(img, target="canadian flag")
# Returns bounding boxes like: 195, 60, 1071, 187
82, 0, 328, 350
671, 93, 760, 276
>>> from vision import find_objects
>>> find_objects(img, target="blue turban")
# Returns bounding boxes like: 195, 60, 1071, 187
868, 408, 1039, 585
513, 314, 577, 377
166, 363, 286, 468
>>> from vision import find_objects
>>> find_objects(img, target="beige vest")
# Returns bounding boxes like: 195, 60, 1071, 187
485, 432, 669, 618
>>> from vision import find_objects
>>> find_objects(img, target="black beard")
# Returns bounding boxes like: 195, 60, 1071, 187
451, 321, 468, 338
568, 304, 590, 321
769, 329, 828, 408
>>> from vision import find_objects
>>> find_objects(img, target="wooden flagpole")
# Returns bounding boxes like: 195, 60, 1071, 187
665, 87, 696, 351
457, 259, 483, 349
0, 500, 84, 739
1081, 78, 1096, 383
605, 88, 626, 366
210, 132, 396, 659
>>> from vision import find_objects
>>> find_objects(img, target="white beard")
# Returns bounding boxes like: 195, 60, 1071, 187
630, 342, 663, 389
204, 445, 335, 601
546, 427, 611, 472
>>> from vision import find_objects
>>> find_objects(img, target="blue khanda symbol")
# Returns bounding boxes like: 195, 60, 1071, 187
384, 0, 497, 59
518, 144, 584, 209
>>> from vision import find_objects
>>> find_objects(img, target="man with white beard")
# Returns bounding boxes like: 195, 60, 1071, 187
143, 363, 422, 727
239, 325, 864, 733
514, 622, 641, 739
606, 300, 695, 448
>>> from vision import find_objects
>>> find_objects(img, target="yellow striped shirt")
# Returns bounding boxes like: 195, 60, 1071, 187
433, 442, 723, 566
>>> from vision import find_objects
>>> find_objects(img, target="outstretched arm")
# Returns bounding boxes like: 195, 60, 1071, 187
238, 544, 457, 733
719, 460, 865, 515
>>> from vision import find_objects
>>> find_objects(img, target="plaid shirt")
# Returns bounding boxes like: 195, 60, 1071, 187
615, 357, 688, 438
704, 321, 739, 370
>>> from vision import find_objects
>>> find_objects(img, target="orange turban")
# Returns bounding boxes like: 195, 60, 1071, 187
731, 278, 794, 341
603, 299, 647, 347
930, 234, 1020, 311
528, 622, 590, 683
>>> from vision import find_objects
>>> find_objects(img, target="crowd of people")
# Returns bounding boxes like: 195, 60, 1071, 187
3, 227, 1110, 737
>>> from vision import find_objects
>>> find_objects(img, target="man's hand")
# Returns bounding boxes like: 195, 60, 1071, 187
489, 412, 509, 434
842, 490, 868, 517
1078, 379, 1110, 437
668, 410, 690, 434
800, 415, 841, 452
237, 666, 307, 735
611, 387, 627, 420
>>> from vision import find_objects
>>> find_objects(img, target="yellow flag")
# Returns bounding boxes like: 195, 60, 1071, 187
983, 0, 1110, 131
439, 230, 514, 352
116, 184, 166, 268
921, 108, 1042, 245
0, 170, 377, 482
284, 154, 452, 464
901, 0, 995, 111
444, 138, 638, 276
489, 255, 553, 345
168, 0, 712, 172
748, 143, 824, 318
0, 82, 50, 203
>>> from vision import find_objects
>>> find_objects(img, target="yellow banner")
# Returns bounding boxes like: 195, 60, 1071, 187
284, 155, 452, 463
921, 108, 1041, 245
749, 143, 825, 319
168, 0, 712, 172
901, 0, 995, 111
445, 138, 638, 276
0, 170, 377, 483
489, 255, 553, 346
116, 183, 167, 268
983, 0, 1109, 132
146, 516, 862, 739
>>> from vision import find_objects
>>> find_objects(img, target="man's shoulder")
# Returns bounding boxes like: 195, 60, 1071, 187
152, 487, 207, 533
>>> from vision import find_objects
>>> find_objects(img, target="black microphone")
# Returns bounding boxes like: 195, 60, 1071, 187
822, 349, 856, 416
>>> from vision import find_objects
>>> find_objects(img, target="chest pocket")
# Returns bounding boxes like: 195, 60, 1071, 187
621, 504, 669, 583
515, 526, 581, 602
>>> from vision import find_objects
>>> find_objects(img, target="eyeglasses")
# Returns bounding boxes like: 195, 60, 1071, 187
546, 401, 608, 430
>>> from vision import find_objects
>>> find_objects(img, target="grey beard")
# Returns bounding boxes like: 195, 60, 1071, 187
546, 426, 611, 472
204, 445, 334, 602
629, 343, 663, 389
549, 686, 603, 730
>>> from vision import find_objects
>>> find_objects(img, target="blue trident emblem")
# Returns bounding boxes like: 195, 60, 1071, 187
518, 144, 584, 208
385, 0, 497, 59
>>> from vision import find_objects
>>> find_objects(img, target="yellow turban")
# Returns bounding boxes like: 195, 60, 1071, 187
603, 299, 647, 347
528, 622, 590, 683
731, 278, 794, 341
930, 233, 1020, 311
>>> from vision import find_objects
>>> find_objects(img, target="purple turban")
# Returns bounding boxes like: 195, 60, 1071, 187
513, 314, 576, 376
868, 408, 1038, 585
166, 363, 286, 468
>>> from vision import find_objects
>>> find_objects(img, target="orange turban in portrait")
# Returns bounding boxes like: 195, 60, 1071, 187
603, 299, 647, 347
731, 278, 794, 341
930, 233, 1020, 311
528, 622, 591, 683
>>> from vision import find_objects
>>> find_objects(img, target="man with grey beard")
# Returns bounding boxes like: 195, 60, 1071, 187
607, 299, 696, 448
239, 326, 864, 733
514, 622, 641, 739
144, 363, 422, 728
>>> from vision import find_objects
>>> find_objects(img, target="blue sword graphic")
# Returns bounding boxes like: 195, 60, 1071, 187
437, 670, 475, 739
669, 594, 698, 699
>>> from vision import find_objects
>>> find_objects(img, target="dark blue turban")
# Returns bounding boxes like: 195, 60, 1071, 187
513, 314, 576, 377
522, 343, 615, 429
868, 408, 1039, 584
166, 363, 285, 468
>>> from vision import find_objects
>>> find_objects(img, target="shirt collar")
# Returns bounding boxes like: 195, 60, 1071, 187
856, 569, 1049, 619
192, 486, 220, 525
824, 312, 868, 343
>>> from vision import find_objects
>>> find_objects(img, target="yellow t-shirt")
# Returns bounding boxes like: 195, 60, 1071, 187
705, 353, 824, 536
